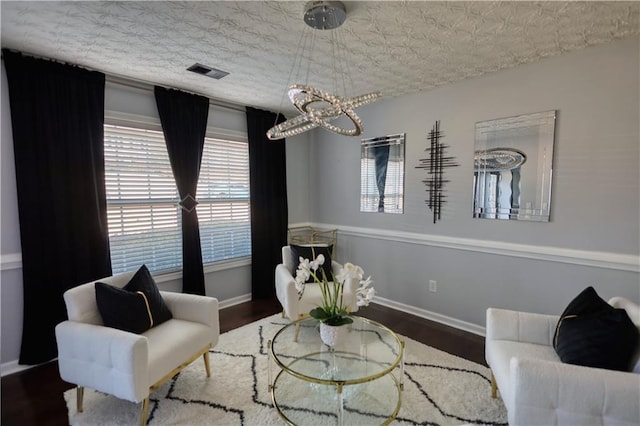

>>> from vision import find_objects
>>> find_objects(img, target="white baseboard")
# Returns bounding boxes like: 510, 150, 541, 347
218, 293, 252, 309
373, 296, 486, 337
1, 359, 51, 377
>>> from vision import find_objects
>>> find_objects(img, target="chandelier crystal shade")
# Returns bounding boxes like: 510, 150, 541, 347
266, 1, 381, 140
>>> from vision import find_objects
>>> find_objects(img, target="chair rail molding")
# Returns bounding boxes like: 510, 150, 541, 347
0, 253, 22, 271
0, 253, 251, 276
290, 222, 640, 273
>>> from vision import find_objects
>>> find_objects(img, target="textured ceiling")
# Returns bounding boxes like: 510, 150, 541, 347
1, 1, 638, 115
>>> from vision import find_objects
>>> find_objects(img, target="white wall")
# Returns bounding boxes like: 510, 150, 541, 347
302, 36, 640, 331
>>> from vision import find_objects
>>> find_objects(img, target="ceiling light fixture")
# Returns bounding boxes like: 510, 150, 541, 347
266, 1, 381, 140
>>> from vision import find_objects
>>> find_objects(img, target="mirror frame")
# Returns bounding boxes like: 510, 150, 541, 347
360, 133, 405, 214
473, 110, 556, 222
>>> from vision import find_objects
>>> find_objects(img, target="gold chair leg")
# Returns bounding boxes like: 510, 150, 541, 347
490, 371, 498, 398
140, 397, 150, 426
76, 386, 84, 413
203, 350, 211, 377
281, 310, 286, 319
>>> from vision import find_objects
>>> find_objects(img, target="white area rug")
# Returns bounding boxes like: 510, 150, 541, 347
64, 314, 507, 425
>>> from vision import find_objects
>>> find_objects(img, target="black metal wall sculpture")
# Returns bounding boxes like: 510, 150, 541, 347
416, 121, 458, 223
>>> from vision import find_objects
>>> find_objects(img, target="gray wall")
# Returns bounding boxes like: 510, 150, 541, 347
302, 36, 640, 329
2, 35, 638, 371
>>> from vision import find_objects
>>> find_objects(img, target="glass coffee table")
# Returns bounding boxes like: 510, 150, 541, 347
268, 316, 404, 425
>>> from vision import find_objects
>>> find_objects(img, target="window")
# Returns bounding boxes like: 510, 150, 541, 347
104, 124, 251, 274
197, 137, 251, 264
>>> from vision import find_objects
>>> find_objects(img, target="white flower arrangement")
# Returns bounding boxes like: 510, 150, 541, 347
294, 254, 375, 326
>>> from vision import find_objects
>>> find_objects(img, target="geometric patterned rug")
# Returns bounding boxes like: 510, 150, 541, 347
64, 314, 507, 425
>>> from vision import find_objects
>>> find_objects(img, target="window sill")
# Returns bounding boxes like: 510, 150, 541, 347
153, 256, 251, 284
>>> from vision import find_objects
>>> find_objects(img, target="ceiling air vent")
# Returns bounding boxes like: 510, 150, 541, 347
187, 63, 229, 80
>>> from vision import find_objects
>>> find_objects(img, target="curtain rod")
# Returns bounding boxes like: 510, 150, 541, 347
105, 73, 247, 113
2, 48, 247, 113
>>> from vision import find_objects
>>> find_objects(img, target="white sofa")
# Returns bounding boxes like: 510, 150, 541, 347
275, 245, 359, 321
55, 270, 220, 425
485, 297, 640, 425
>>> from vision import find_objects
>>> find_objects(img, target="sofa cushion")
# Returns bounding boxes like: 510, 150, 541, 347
95, 265, 172, 333
145, 318, 215, 385
486, 339, 560, 405
290, 244, 333, 283
554, 287, 640, 371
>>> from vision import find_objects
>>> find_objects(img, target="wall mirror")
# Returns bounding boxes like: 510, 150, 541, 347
473, 110, 556, 221
360, 133, 405, 214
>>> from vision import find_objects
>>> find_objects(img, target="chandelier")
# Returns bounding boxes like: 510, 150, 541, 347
266, 1, 381, 140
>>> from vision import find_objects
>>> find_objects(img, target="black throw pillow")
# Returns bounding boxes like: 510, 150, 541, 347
123, 265, 173, 326
95, 265, 173, 334
558, 286, 612, 317
554, 286, 640, 371
553, 286, 611, 346
95, 282, 154, 334
290, 244, 333, 283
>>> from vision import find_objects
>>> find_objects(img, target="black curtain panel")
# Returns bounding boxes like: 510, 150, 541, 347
3, 50, 111, 365
246, 107, 288, 299
154, 86, 208, 295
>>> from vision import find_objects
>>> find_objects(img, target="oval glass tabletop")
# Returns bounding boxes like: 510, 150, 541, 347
270, 316, 403, 385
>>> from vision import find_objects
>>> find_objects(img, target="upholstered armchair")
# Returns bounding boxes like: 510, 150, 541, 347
275, 245, 359, 324
485, 297, 640, 425
55, 269, 220, 426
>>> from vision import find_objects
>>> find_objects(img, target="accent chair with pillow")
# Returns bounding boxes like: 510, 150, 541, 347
55, 265, 220, 426
485, 287, 640, 425
275, 245, 359, 327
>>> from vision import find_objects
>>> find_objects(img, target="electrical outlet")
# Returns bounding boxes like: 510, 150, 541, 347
429, 280, 437, 292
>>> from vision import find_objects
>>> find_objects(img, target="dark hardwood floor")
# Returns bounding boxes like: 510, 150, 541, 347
1, 298, 485, 426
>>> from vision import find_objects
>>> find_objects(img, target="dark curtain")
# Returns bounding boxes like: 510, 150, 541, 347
246, 107, 288, 299
3, 50, 111, 365
154, 86, 208, 295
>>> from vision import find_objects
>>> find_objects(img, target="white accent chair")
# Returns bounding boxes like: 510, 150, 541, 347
485, 297, 640, 425
275, 245, 359, 323
55, 270, 220, 426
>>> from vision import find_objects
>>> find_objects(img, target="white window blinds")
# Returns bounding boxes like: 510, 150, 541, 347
197, 137, 251, 264
104, 124, 251, 274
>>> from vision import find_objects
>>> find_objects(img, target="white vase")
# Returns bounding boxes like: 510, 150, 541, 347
319, 322, 348, 347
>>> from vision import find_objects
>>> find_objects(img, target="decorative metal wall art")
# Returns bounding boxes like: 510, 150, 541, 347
416, 121, 458, 223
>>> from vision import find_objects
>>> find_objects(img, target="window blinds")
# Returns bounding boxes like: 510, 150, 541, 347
104, 124, 250, 274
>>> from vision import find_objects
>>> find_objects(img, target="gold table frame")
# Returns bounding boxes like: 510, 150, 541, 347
268, 317, 405, 425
